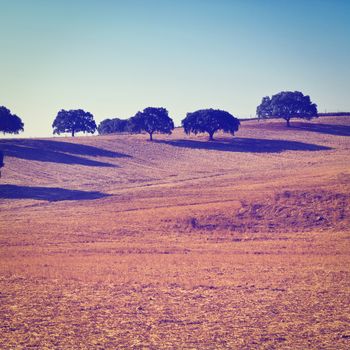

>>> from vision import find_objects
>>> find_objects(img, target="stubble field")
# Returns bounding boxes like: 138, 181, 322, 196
1, 116, 350, 349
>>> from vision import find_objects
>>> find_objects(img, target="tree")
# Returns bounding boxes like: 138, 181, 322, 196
182, 109, 240, 141
129, 107, 174, 141
52, 109, 97, 137
256, 96, 272, 121
256, 91, 318, 127
97, 118, 128, 135
0, 106, 24, 135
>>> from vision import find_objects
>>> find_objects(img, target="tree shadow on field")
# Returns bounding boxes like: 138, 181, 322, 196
0, 139, 131, 167
154, 137, 331, 153
0, 184, 110, 201
292, 123, 350, 136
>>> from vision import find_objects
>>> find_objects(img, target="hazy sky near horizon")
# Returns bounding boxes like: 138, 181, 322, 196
1, 0, 349, 137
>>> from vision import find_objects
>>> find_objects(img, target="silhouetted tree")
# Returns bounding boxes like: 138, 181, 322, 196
257, 91, 318, 127
0, 106, 24, 135
256, 97, 272, 121
52, 109, 97, 137
182, 109, 240, 141
97, 118, 128, 135
129, 107, 174, 141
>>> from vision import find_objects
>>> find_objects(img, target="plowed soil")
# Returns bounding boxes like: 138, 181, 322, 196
1, 116, 350, 349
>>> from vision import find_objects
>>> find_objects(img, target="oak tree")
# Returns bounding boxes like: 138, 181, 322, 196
129, 107, 174, 141
97, 118, 128, 135
0, 106, 24, 135
52, 109, 97, 137
257, 91, 318, 127
182, 109, 240, 141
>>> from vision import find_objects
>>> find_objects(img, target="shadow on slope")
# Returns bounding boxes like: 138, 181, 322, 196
0, 139, 131, 167
293, 123, 350, 136
155, 137, 331, 153
0, 184, 110, 201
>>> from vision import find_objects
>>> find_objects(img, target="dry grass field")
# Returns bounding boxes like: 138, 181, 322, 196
1, 116, 350, 349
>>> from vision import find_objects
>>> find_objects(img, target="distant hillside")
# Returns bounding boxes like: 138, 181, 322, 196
318, 112, 350, 116
240, 113, 350, 121
0, 115, 349, 196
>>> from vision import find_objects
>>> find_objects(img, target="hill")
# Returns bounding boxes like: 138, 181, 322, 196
0, 116, 350, 348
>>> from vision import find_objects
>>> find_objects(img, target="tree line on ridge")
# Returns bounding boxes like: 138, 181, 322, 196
1, 91, 321, 143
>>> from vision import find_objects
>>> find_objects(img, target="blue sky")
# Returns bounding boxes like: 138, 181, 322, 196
1, 0, 349, 137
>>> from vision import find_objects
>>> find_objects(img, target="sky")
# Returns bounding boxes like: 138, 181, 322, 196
1, 0, 350, 137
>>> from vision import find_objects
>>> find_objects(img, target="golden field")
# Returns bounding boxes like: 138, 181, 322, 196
0, 116, 350, 349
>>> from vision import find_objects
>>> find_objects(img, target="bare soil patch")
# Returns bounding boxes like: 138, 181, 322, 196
1, 116, 350, 348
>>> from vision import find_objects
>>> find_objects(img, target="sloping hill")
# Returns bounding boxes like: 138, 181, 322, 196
0, 115, 348, 191
1, 116, 349, 233
0, 116, 350, 348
